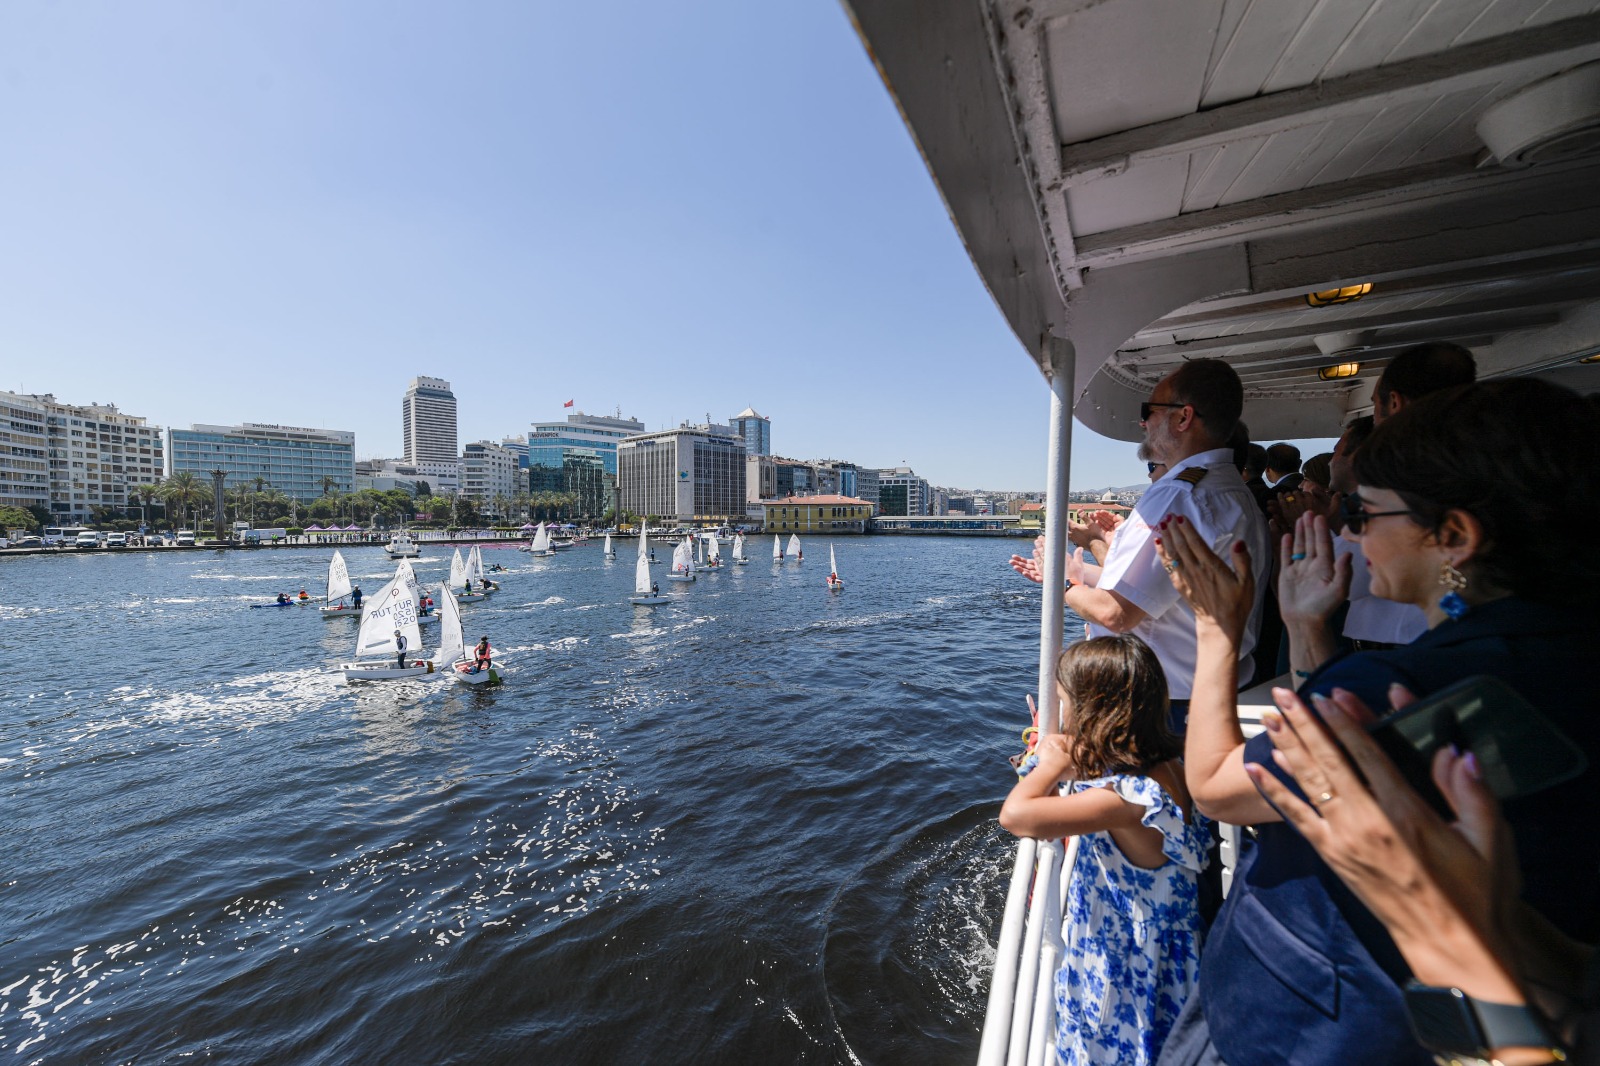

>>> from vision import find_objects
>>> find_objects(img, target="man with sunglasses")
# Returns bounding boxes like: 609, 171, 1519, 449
1012, 358, 1271, 731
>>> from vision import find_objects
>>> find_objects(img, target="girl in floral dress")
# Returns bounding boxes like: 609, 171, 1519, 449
1000, 635, 1209, 1066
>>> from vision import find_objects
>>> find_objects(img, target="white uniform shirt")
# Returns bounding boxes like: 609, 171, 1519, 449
1091, 448, 1272, 699
1335, 537, 1428, 645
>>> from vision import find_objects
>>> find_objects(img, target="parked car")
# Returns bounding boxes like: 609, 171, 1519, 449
175, 530, 196, 546
74, 531, 102, 549
14, 535, 43, 548
104, 532, 127, 548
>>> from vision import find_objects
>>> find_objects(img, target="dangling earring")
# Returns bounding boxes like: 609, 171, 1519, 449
1438, 560, 1469, 621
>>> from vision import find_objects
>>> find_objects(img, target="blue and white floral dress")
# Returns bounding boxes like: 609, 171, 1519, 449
1053, 772, 1208, 1066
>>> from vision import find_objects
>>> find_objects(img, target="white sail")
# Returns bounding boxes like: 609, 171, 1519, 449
733, 534, 745, 561
697, 536, 705, 565
605, 533, 613, 555
353, 576, 422, 659
435, 581, 464, 666
788, 534, 802, 557
326, 549, 352, 602
830, 544, 839, 577
673, 541, 691, 573
531, 522, 551, 553
395, 558, 423, 604
707, 535, 720, 562
467, 545, 486, 582
638, 528, 649, 558
635, 550, 653, 595
450, 548, 467, 589
773, 534, 782, 559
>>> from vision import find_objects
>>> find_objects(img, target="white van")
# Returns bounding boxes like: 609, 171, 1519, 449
74, 531, 102, 549
175, 530, 196, 546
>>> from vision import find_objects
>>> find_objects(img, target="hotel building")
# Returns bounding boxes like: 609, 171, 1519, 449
617, 422, 747, 523
167, 423, 355, 502
402, 376, 458, 465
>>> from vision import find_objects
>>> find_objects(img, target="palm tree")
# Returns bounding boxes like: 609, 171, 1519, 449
320, 475, 338, 499
162, 471, 206, 530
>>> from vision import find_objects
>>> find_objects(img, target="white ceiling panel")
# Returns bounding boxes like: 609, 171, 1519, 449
1383, 0, 1499, 62
1321, 0, 1454, 79
1304, 98, 1438, 184
1045, 0, 1225, 144
1064, 155, 1190, 234
1200, 0, 1326, 107
1258, 0, 1388, 94
1212, 123, 1332, 205
1454, 0, 1551, 43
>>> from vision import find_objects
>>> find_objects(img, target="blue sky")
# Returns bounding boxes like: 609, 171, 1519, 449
0, 2, 1328, 491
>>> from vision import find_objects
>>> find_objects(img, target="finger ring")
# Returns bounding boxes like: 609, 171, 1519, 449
1315, 790, 1335, 805
1290, 552, 1307, 561
1164, 561, 1179, 573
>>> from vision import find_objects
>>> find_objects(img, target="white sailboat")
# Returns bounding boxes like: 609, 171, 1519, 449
773, 534, 782, 561
397, 557, 438, 625
666, 539, 696, 582
788, 533, 802, 562
733, 533, 748, 564
451, 548, 486, 602
319, 549, 359, 618
826, 544, 843, 591
529, 522, 554, 557
604, 533, 615, 558
705, 533, 721, 569
435, 581, 500, 685
468, 544, 496, 593
630, 531, 671, 605
339, 573, 431, 682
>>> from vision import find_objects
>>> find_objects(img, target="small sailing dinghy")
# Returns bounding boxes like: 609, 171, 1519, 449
732, 533, 748, 564
339, 572, 432, 682
705, 534, 721, 569
320, 550, 360, 618
773, 534, 783, 561
529, 522, 554, 558
666, 539, 696, 582
468, 545, 497, 594
604, 533, 615, 558
451, 548, 486, 602
397, 557, 438, 625
435, 581, 500, 685
630, 531, 671, 605
826, 544, 843, 591
788, 533, 802, 562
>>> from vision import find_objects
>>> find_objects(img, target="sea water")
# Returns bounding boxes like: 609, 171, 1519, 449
0, 538, 1072, 1064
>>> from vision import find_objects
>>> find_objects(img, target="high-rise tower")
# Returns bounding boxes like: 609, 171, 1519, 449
729, 407, 771, 457
402, 376, 458, 464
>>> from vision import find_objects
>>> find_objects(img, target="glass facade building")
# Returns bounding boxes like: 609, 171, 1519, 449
528, 411, 644, 517
729, 408, 771, 457
168, 423, 355, 502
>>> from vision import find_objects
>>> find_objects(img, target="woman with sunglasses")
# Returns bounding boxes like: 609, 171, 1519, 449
1148, 377, 1600, 1066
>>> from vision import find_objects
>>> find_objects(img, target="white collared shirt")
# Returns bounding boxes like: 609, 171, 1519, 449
1091, 448, 1272, 698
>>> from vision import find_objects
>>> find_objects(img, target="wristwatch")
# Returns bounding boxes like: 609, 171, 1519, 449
1403, 981, 1566, 1062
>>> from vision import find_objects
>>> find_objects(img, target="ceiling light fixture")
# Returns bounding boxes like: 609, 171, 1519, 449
1317, 362, 1362, 381
1305, 283, 1373, 307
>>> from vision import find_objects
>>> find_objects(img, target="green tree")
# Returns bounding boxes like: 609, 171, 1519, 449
0, 505, 38, 532
162, 471, 206, 530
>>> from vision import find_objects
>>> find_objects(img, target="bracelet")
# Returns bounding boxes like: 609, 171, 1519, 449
1294, 670, 1313, 680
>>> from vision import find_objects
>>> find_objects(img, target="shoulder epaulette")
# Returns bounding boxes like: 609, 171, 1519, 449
1175, 467, 1208, 486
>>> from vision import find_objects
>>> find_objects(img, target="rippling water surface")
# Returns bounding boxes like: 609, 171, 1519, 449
0, 538, 1077, 1064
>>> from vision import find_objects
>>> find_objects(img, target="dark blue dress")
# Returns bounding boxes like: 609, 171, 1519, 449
1197, 598, 1600, 1066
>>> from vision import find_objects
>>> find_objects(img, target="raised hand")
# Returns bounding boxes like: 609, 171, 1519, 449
1153, 515, 1255, 642
1277, 512, 1351, 627
1008, 534, 1047, 584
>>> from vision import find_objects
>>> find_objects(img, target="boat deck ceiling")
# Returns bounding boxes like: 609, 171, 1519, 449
846, 0, 1600, 439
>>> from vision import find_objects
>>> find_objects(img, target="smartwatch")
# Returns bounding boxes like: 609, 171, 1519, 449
1402, 981, 1565, 1061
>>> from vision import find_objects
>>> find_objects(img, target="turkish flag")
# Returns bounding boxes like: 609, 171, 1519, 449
563, 400, 574, 408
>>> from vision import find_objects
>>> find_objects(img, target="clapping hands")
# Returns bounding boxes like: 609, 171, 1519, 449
1152, 514, 1255, 642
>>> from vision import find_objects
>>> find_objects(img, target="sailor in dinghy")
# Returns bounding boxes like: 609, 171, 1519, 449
630, 531, 672, 605
826, 544, 843, 591
319, 549, 361, 618
432, 581, 501, 686
339, 573, 432, 683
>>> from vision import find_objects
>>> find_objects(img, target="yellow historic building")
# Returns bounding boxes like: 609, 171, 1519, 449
761, 495, 872, 533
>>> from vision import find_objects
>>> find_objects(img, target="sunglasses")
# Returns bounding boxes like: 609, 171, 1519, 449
1146, 462, 1161, 474
1139, 401, 1192, 422
1340, 494, 1415, 535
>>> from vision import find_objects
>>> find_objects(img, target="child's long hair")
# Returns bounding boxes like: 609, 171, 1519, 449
1056, 635, 1180, 777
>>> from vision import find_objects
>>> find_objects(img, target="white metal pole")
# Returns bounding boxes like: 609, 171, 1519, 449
1007, 842, 1059, 1066
1036, 337, 1076, 735
978, 836, 1038, 1066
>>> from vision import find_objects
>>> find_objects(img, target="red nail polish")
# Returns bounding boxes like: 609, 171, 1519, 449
1176, 516, 1186, 525
1153, 536, 1162, 546
1233, 542, 1245, 552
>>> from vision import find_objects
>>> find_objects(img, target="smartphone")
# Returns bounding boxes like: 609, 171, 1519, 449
1365, 675, 1588, 819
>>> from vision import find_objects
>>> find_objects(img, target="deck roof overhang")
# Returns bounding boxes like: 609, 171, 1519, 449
845, 0, 1600, 439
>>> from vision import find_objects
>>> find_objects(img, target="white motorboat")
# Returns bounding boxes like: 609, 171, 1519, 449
339, 571, 431, 683
787, 533, 802, 562
665, 539, 696, 582
629, 531, 671, 605
732, 533, 748, 564
319, 549, 359, 619
384, 531, 420, 558
826, 544, 843, 591
434, 581, 500, 686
